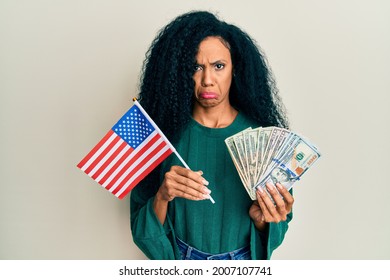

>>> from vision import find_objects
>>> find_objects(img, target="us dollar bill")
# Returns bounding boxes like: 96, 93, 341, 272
225, 129, 251, 190
225, 126, 321, 200
243, 130, 259, 189
255, 136, 321, 192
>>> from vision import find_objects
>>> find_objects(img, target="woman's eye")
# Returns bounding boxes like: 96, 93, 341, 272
215, 63, 225, 70
194, 65, 202, 72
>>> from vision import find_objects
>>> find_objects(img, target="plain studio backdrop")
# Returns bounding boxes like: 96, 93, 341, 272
0, 0, 389, 260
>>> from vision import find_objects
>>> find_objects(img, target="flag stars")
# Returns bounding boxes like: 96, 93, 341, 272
113, 107, 155, 148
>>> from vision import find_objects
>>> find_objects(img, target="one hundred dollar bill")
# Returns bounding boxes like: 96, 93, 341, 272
225, 126, 321, 200
255, 136, 321, 192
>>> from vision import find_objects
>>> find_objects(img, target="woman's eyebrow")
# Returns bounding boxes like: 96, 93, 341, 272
195, 59, 228, 66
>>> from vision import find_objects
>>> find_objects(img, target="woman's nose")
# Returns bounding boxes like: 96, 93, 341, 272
201, 69, 214, 87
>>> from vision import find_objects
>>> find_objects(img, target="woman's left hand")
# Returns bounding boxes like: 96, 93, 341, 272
249, 182, 294, 231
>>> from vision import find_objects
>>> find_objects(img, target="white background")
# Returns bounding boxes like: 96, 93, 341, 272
1, 0, 389, 259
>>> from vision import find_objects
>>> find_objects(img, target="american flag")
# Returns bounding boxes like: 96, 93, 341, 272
77, 101, 174, 199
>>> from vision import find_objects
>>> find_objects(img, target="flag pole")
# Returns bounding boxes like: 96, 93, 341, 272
133, 98, 215, 204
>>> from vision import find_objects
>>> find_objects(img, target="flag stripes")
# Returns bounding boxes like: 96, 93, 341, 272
77, 106, 174, 199
114, 145, 172, 199
91, 141, 128, 180
103, 132, 165, 190
77, 130, 116, 171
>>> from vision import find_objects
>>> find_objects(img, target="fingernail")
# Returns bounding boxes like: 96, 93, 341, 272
266, 183, 274, 191
202, 194, 211, 200
197, 171, 204, 175
257, 187, 264, 194
202, 179, 209, 186
204, 187, 211, 194
276, 183, 283, 191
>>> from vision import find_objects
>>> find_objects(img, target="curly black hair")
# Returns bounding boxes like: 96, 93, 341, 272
137, 10, 289, 142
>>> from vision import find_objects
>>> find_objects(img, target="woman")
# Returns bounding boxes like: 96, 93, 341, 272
130, 10, 294, 260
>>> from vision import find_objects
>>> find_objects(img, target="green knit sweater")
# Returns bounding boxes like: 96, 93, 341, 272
130, 113, 292, 259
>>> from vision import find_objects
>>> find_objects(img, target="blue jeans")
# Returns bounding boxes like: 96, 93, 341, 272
176, 237, 251, 260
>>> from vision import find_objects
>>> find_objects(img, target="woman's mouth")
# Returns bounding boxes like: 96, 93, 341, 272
199, 92, 217, 99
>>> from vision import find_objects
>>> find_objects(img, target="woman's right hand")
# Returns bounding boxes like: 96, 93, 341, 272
156, 165, 212, 202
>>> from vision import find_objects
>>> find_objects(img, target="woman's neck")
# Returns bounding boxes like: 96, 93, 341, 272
192, 104, 238, 128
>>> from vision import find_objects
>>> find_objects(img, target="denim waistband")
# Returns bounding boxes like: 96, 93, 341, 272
176, 237, 251, 260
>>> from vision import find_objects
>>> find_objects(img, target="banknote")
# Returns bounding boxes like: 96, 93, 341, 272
225, 128, 252, 193
255, 136, 321, 192
225, 126, 321, 200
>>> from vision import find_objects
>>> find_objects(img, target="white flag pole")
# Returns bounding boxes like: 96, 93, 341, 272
133, 98, 215, 204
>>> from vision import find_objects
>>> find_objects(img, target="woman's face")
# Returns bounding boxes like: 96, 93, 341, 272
193, 36, 233, 109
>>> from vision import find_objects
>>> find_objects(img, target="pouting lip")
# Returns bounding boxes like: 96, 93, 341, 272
199, 92, 217, 99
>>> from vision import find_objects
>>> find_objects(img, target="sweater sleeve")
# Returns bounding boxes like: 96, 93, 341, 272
250, 189, 294, 260
250, 210, 292, 260
130, 168, 179, 260
267, 210, 293, 259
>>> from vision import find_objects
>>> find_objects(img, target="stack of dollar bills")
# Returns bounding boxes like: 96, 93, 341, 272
225, 126, 321, 200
